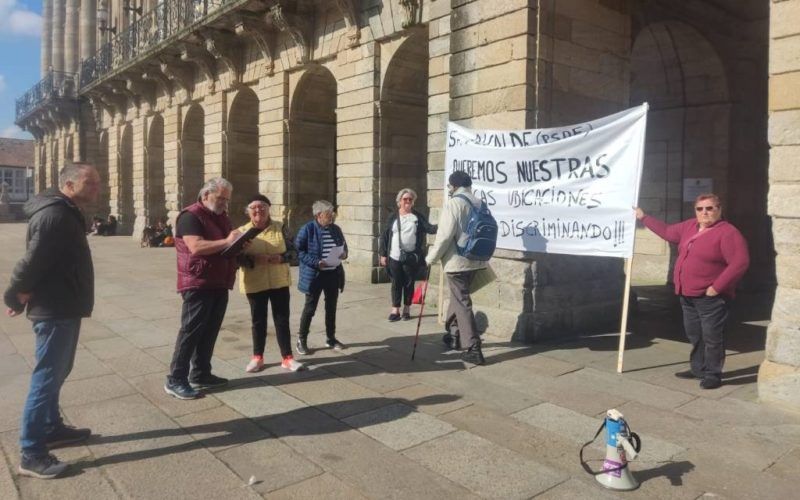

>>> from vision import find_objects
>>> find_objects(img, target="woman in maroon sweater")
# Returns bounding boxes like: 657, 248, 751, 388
635, 193, 749, 389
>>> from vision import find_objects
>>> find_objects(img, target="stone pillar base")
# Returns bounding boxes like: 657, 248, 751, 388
758, 359, 800, 412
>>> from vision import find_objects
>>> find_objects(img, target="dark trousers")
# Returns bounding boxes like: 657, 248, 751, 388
298, 270, 339, 341
246, 286, 292, 358
445, 270, 480, 349
168, 289, 228, 384
388, 257, 415, 307
680, 295, 730, 379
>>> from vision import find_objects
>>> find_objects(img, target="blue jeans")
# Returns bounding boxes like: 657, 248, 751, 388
20, 319, 81, 457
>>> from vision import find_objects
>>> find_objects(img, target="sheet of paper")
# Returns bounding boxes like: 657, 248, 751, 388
322, 245, 344, 267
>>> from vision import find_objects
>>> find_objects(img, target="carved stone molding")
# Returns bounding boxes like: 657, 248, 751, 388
159, 56, 195, 99
233, 13, 276, 76
141, 64, 175, 105
125, 73, 157, 111
91, 87, 129, 118
107, 80, 140, 117
266, 4, 311, 64
399, 0, 420, 29
334, 0, 361, 47
179, 42, 217, 92
201, 30, 243, 86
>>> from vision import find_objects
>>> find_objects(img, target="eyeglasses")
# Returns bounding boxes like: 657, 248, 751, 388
401, 197, 414, 202
695, 206, 718, 212
248, 205, 269, 211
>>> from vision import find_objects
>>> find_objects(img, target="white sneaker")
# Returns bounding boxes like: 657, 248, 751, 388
245, 356, 264, 373
281, 356, 306, 372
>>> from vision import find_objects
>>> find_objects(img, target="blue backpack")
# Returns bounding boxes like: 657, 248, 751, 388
453, 194, 498, 261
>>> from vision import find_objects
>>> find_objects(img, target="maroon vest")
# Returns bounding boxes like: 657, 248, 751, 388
175, 202, 236, 292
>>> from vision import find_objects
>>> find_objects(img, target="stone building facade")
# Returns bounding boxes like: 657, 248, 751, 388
14, 0, 798, 410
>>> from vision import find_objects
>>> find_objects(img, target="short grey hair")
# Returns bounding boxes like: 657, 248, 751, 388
59, 162, 94, 189
198, 177, 232, 200
396, 188, 417, 206
312, 200, 334, 216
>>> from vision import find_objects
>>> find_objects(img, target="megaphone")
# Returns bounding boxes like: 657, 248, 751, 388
580, 408, 641, 491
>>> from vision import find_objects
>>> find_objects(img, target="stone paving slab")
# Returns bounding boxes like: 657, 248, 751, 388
384, 383, 474, 416
562, 367, 697, 410
343, 402, 457, 450
261, 406, 478, 499
212, 382, 307, 419
127, 372, 223, 418
59, 373, 138, 408
215, 438, 324, 494
264, 472, 369, 500
404, 430, 568, 499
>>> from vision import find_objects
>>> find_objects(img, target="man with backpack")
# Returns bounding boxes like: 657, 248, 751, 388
426, 170, 496, 365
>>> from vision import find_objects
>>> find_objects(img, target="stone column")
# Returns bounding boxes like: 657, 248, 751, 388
80, 0, 98, 61
52, 0, 66, 73
41, 0, 53, 76
760, 0, 800, 412
65, 0, 80, 74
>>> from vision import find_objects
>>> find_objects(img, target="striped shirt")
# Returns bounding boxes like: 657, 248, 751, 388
320, 227, 337, 271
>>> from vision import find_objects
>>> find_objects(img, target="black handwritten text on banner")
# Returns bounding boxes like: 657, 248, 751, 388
444, 104, 648, 258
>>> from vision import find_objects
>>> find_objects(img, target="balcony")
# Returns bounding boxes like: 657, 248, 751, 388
80, 0, 248, 92
15, 71, 77, 122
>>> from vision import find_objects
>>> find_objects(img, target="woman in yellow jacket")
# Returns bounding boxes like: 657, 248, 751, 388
237, 194, 304, 372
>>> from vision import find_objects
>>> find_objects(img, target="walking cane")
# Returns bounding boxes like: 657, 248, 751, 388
411, 264, 432, 361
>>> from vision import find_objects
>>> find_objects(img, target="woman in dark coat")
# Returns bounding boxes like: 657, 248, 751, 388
379, 188, 437, 321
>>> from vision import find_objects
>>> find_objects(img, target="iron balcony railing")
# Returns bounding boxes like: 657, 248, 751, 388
80, 0, 240, 91
15, 71, 77, 121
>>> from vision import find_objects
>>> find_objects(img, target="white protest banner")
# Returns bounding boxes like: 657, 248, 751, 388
444, 104, 648, 258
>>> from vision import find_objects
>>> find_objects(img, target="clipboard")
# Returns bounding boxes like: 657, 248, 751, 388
220, 226, 264, 258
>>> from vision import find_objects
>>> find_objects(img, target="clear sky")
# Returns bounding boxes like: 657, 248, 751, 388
0, 0, 42, 140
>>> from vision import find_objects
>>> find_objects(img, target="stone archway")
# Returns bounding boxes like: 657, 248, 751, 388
226, 87, 259, 224
49, 141, 58, 188
380, 32, 430, 218
630, 21, 730, 283
65, 136, 74, 163
181, 104, 205, 208
38, 145, 47, 192
288, 65, 337, 231
147, 114, 166, 224
97, 131, 110, 216
118, 124, 135, 234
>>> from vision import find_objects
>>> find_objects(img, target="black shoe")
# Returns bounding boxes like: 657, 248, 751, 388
189, 374, 228, 390
388, 313, 401, 322
461, 344, 485, 365
674, 370, 702, 380
45, 425, 91, 449
401, 312, 412, 321
164, 380, 201, 400
296, 338, 310, 355
326, 339, 346, 351
18, 453, 68, 479
442, 333, 461, 350
700, 377, 722, 390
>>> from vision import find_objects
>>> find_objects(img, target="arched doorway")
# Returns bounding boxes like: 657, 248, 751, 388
65, 136, 74, 163
49, 141, 58, 188
118, 124, 135, 234
226, 87, 259, 224
630, 21, 730, 283
181, 103, 205, 208
147, 115, 166, 224
288, 65, 337, 231
38, 145, 47, 192
97, 131, 110, 215
380, 33, 430, 217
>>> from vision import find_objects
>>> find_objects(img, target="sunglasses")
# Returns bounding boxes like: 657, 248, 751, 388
695, 206, 718, 212
401, 197, 414, 201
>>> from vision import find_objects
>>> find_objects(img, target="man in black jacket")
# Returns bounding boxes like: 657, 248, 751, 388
4, 162, 100, 479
